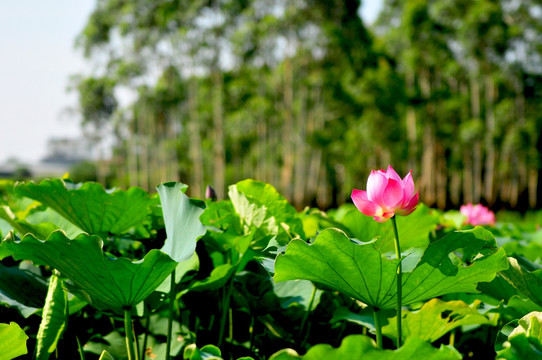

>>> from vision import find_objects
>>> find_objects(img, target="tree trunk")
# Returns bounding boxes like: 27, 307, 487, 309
484, 75, 495, 204
293, 79, 307, 208
127, 118, 139, 188
139, 108, 150, 191
529, 168, 538, 208
212, 69, 225, 199
406, 70, 417, 170
280, 57, 294, 202
188, 78, 204, 198
470, 77, 482, 203
307, 86, 323, 203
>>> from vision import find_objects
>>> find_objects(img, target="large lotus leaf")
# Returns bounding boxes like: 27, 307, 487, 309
14, 179, 153, 235
0, 205, 57, 239
189, 263, 238, 292
495, 296, 541, 322
0, 263, 47, 317
99, 351, 116, 360
500, 257, 542, 307
36, 274, 67, 360
157, 182, 206, 263
26, 207, 84, 238
0, 217, 10, 238
382, 298, 493, 343
155, 253, 199, 293
299, 208, 351, 239
268, 335, 461, 360
0, 231, 177, 313
496, 312, 542, 359
503, 240, 542, 264
338, 204, 439, 253
274, 280, 323, 310
229, 180, 304, 245
275, 227, 508, 309
477, 273, 520, 303
200, 200, 243, 233
0, 322, 29, 359
331, 307, 379, 332
184, 344, 222, 360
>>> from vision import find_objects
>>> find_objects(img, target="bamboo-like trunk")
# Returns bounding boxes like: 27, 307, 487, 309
529, 168, 538, 208
168, 107, 179, 182
148, 111, 159, 189
188, 78, 204, 199
280, 57, 294, 201
419, 69, 435, 206
293, 80, 307, 208
406, 70, 418, 170
307, 86, 323, 202
449, 156, 461, 206
128, 118, 139, 187
510, 155, 519, 207
271, 114, 280, 189
420, 125, 436, 206
139, 108, 150, 191
515, 77, 528, 204
470, 77, 482, 203
212, 69, 225, 199
436, 143, 447, 209
484, 75, 495, 204
96, 142, 107, 186
463, 149, 473, 204
316, 161, 330, 209
256, 119, 266, 181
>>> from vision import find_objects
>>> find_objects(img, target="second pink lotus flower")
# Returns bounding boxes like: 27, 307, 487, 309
351, 165, 419, 223
460, 203, 496, 226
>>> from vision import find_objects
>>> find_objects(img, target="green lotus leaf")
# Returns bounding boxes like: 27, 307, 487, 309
0, 205, 57, 239
184, 344, 222, 360
229, 180, 304, 245
0, 322, 29, 359
500, 257, 542, 307
331, 307, 378, 332
99, 351, 116, 360
275, 227, 508, 309
36, 274, 67, 360
189, 263, 237, 292
15, 179, 153, 235
157, 182, 206, 263
0, 262, 48, 318
382, 298, 493, 343
0, 231, 177, 313
274, 280, 322, 310
268, 335, 461, 359
26, 207, 84, 238
496, 312, 542, 359
338, 204, 439, 253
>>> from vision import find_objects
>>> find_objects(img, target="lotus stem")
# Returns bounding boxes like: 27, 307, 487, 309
166, 268, 176, 360
391, 216, 402, 348
76, 336, 85, 360
124, 307, 137, 360
298, 284, 317, 343
218, 276, 234, 347
141, 306, 150, 360
373, 308, 383, 349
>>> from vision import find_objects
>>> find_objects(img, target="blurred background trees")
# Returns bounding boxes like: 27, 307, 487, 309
73, 0, 542, 211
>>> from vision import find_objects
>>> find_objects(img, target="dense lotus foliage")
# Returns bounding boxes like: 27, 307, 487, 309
1, 178, 542, 359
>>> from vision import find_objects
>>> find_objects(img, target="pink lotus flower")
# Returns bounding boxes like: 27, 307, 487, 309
351, 165, 419, 223
460, 203, 496, 226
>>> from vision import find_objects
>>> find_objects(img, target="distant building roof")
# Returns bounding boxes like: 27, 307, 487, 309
0, 136, 96, 179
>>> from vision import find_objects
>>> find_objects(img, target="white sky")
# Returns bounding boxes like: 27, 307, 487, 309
0, 0, 382, 165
